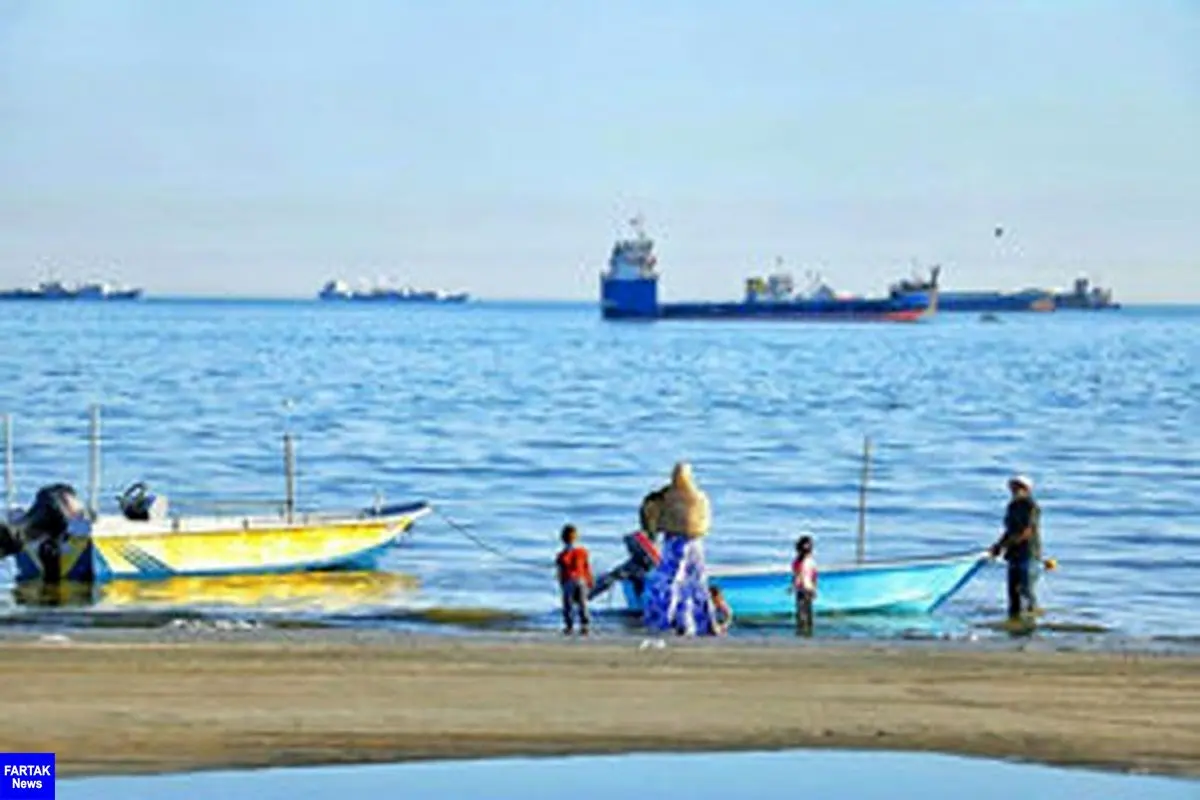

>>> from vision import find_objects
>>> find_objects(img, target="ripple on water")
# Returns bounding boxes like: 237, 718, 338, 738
0, 303, 1197, 642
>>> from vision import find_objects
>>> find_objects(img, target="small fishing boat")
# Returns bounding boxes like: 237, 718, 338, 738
594, 437, 989, 619
1, 488, 430, 583
0, 408, 431, 584
614, 550, 988, 617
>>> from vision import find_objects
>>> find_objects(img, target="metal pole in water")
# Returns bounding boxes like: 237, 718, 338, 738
281, 398, 296, 523
3, 413, 14, 519
856, 435, 871, 564
88, 404, 101, 518
283, 432, 295, 524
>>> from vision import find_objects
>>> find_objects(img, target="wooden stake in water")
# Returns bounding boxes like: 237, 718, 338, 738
3, 413, 14, 518
856, 436, 871, 564
283, 432, 296, 524
88, 405, 101, 518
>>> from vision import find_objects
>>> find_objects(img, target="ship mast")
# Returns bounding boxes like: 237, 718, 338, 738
628, 213, 647, 241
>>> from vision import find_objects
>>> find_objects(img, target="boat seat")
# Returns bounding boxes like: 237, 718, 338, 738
117, 482, 169, 522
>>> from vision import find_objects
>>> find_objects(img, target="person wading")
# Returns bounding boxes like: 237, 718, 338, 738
989, 475, 1042, 620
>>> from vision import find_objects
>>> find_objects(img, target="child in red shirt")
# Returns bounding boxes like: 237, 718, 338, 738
792, 535, 817, 637
556, 524, 594, 635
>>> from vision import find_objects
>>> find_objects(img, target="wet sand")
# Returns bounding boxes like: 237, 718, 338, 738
2, 630, 1198, 779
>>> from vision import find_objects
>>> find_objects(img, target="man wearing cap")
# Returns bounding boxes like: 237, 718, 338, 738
990, 475, 1042, 619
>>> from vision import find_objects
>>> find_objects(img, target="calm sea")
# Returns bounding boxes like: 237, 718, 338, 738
0, 300, 1196, 643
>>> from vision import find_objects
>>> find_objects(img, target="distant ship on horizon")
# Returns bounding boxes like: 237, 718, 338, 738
318, 278, 469, 304
889, 271, 1119, 312
599, 216, 937, 322
0, 278, 143, 301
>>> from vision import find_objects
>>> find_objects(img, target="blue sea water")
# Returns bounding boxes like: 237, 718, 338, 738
59, 750, 1197, 800
0, 300, 1197, 642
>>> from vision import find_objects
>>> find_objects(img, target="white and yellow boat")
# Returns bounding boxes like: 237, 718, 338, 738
3, 484, 430, 583
0, 408, 432, 583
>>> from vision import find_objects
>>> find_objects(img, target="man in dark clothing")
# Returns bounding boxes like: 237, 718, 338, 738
990, 475, 1042, 619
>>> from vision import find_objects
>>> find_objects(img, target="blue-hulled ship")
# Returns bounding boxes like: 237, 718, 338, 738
599, 218, 938, 322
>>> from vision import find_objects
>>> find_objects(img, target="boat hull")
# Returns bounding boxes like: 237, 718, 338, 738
600, 274, 936, 323
653, 298, 931, 322
925, 290, 1052, 313
12, 502, 431, 583
619, 551, 988, 617
0, 291, 142, 301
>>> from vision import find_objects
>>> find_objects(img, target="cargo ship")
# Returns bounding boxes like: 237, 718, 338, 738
0, 279, 143, 301
888, 272, 1054, 313
318, 279, 469, 303
599, 218, 937, 322
1052, 276, 1120, 310
889, 271, 1118, 312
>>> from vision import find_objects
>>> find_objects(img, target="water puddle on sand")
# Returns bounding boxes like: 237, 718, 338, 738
60, 750, 1194, 800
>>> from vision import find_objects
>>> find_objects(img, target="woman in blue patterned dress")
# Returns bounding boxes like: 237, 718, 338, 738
641, 462, 716, 636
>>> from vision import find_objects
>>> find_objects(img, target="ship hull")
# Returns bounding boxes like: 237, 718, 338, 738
1053, 296, 1121, 310
604, 297, 932, 322
893, 289, 1052, 313
0, 291, 142, 301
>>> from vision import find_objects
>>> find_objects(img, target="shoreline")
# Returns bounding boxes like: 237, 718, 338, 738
4, 629, 1198, 781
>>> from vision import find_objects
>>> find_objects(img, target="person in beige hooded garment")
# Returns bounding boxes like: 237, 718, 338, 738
641, 462, 718, 635
655, 462, 711, 537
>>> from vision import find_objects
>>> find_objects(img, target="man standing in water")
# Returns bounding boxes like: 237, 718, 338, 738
990, 475, 1042, 620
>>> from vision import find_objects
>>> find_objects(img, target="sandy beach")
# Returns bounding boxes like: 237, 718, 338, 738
2, 630, 1197, 780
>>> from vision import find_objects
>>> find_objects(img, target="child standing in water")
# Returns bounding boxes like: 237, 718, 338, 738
556, 524, 594, 636
792, 535, 817, 637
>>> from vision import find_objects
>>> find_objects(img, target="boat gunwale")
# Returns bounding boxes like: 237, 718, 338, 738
705, 549, 989, 580
85, 502, 432, 540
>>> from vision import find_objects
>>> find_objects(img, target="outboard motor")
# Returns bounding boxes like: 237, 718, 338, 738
589, 530, 662, 601
22, 484, 84, 538
2, 484, 85, 583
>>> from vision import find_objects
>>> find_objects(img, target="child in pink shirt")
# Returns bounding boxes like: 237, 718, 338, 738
792, 535, 817, 636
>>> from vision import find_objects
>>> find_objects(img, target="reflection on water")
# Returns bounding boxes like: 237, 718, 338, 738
12, 570, 419, 615
60, 750, 1195, 800
5, 570, 550, 633
4, 571, 1118, 642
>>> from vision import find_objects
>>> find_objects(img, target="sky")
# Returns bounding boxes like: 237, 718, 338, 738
1, 0, 1198, 301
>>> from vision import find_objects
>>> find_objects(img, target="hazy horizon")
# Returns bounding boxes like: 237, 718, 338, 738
2, 1, 1198, 302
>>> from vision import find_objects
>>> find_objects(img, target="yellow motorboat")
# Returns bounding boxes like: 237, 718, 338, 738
0, 407, 432, 583
3, 482, 430, 583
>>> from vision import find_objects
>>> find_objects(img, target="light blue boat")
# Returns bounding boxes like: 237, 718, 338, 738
619, 550, 990, 617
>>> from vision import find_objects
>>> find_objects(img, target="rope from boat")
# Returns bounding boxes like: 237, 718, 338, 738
431, 508, 551, 574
